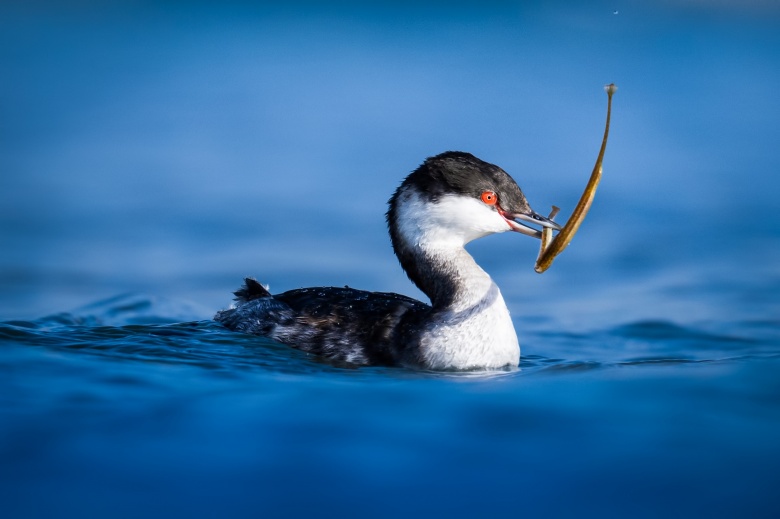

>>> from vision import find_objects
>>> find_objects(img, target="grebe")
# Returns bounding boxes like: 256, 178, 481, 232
215, 151, 560, 370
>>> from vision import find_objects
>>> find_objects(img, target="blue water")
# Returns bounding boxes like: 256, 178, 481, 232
2, 2, 780, 517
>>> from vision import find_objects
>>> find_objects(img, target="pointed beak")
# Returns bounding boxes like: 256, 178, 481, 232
502, 209, 561, 238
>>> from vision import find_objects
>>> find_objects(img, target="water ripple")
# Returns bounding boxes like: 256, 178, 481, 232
2, 295, 778, 378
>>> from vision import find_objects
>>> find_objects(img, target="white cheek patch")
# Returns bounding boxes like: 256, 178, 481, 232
396, 191, 509, 248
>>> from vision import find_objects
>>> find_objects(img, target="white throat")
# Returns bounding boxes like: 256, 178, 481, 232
395, 192, 512, 249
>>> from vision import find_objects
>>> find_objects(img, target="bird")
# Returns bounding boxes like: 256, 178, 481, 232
215, 151, 560, 370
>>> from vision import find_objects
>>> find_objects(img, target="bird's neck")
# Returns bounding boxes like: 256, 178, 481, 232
388, 188, 497, 309
411, 244, 494, 310
387, 190, 520, 369
401, 243, 520, 370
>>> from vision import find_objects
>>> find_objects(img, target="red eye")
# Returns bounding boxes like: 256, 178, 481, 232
480, 191, 497, 205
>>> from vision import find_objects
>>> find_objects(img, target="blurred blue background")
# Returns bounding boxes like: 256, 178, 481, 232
2, 0, 778, 322
2, 1, 780, 517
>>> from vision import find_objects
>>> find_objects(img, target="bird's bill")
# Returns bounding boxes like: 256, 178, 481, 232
504, 210, 561, 238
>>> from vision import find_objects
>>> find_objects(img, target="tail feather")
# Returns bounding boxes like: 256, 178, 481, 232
233, 277, 272, 303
